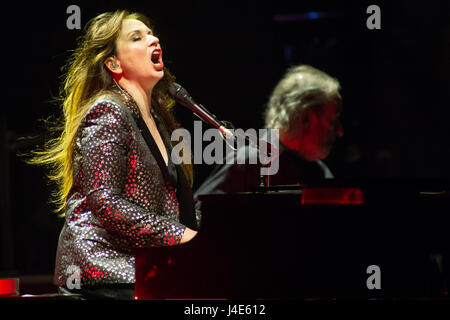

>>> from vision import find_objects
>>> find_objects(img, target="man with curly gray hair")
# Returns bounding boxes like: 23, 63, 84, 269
195, 64, 343, 195
265, 65, 343, 162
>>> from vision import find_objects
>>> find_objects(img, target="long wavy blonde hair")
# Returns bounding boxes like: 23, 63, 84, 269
29, 10, 193, 214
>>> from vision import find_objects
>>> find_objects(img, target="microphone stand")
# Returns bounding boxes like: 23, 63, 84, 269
169, 83, 279, 190
189, 110, 279, 191
260, 163, 271, 188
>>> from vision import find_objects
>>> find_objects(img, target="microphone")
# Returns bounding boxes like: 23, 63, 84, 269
168, 82, 280, 166
168, 83, 234, 140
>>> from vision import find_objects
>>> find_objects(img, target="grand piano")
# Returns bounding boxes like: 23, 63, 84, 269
135, 179, 449, 299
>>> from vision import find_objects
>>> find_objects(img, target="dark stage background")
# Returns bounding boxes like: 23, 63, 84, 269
1, 0, 449, 287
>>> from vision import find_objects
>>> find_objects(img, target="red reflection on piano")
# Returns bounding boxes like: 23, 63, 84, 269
301, 187, 364, 205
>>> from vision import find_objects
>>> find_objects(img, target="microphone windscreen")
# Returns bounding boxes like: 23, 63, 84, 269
168, 83, 182, 99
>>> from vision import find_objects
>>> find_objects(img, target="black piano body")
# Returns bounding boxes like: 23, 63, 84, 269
135, 179, 450, 299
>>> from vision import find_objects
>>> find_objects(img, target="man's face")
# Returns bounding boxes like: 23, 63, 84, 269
281, 100, 344, 161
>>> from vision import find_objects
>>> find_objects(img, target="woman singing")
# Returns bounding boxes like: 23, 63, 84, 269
31, 10, 200, 299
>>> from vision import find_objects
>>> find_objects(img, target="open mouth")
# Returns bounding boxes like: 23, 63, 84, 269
151, 49, 162, 66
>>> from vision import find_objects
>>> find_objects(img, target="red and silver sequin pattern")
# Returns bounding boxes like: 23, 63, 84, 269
54, 94, 187, 287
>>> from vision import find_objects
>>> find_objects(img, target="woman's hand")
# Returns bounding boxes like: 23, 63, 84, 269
180, 227, 198, 243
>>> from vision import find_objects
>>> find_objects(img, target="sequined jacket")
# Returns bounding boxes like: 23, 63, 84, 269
54, 90, 199, 287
